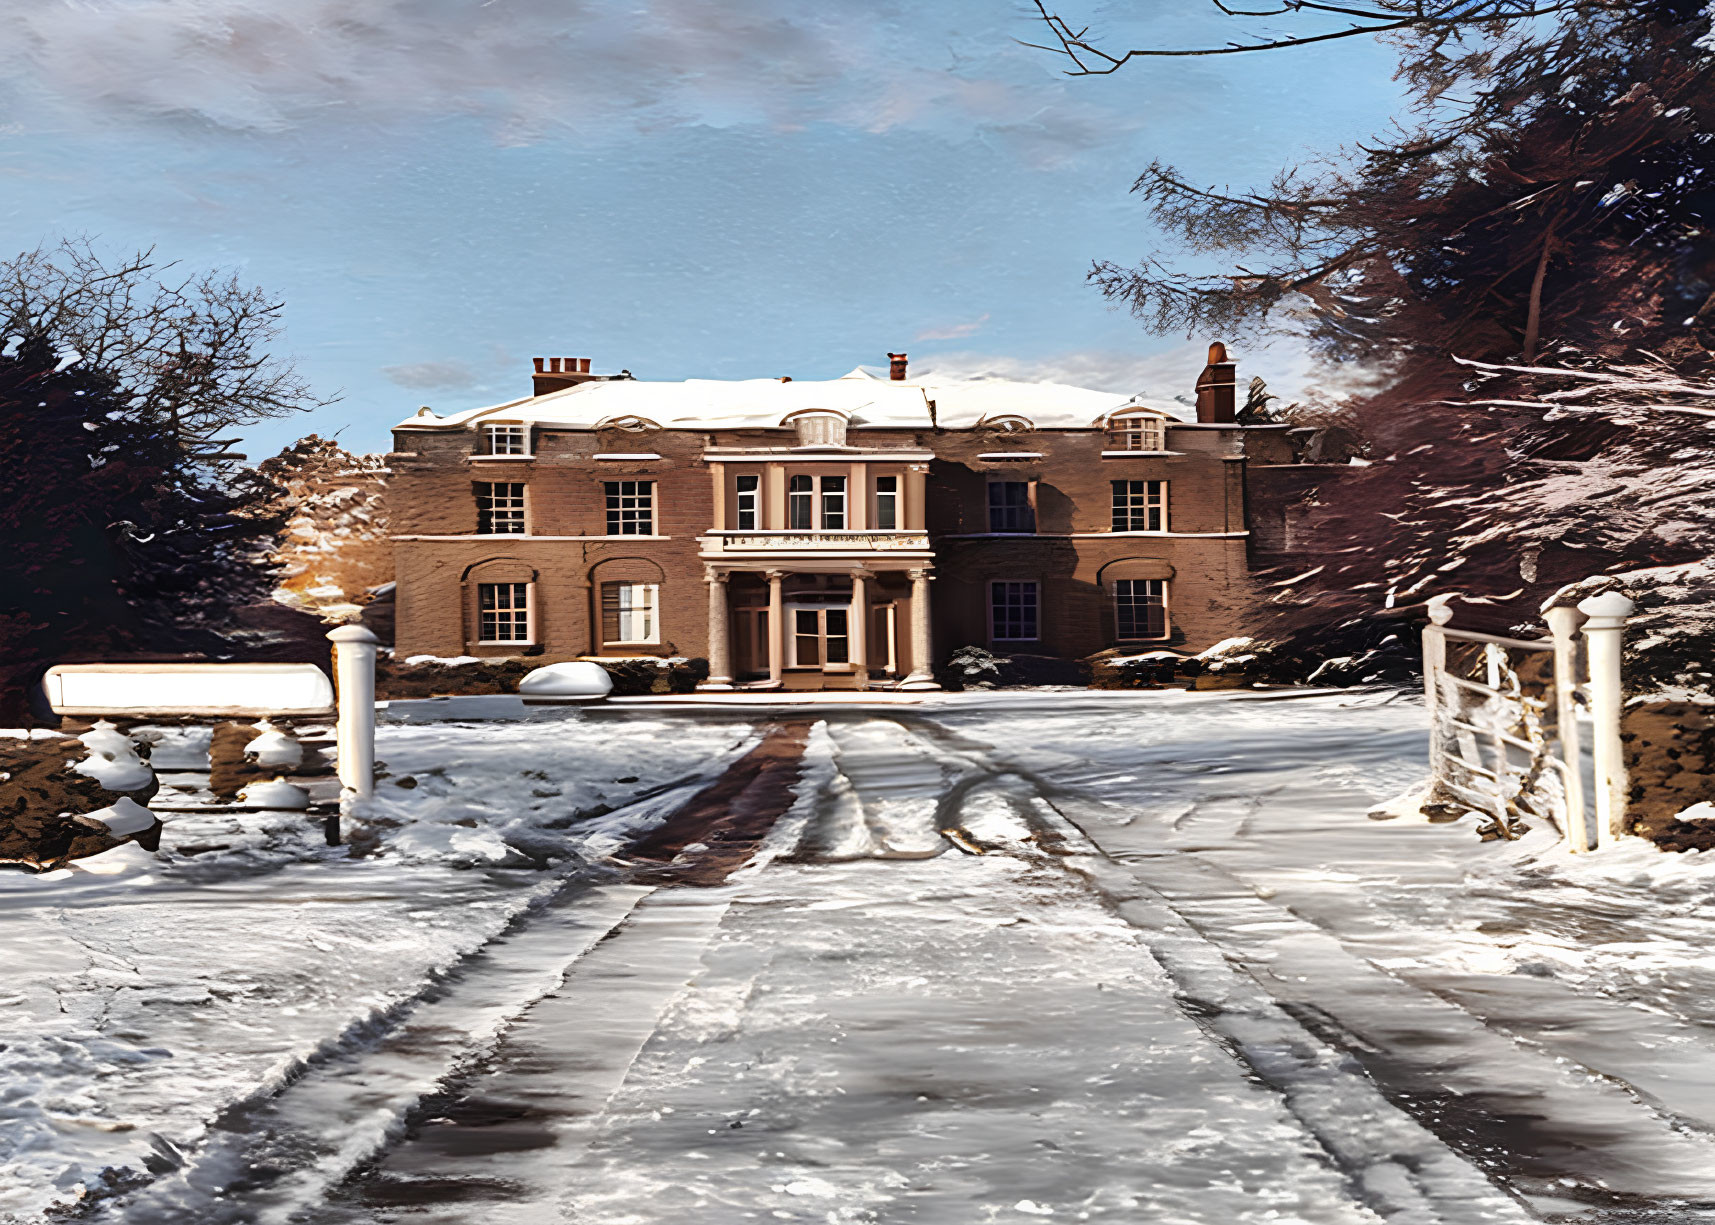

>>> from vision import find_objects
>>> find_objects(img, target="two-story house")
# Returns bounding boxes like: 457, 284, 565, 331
387, 346, 1294, 689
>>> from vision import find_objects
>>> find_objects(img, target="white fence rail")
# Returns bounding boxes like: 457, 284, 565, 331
1422, 592, 1632, 852
40, 627, 380, 837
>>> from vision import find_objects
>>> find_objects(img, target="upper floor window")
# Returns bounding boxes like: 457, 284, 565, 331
482, 423, 529, 456
820, 475, 847, 530
988, 481, 1034, 533
1112, 480, 1166, 533
605, 480, 654, 535
735, 474, 760, 531
475, 482, 526, 534
477, 582, 531, 643
1115, 579, 1168, 641
1109, 416, 1166, 452
788, 475, 814, 530
602, 582, 660, 645
874, 475, 898, 530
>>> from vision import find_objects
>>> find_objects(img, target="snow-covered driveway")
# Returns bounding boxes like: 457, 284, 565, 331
12, 690, 1715, 1224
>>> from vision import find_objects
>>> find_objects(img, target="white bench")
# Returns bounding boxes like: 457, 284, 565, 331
41, 663, 335, 718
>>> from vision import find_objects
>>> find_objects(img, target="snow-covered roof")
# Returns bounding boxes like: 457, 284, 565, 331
396, 368, 1187, 434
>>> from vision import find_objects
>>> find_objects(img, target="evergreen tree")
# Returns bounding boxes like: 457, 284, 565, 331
1034, 2, 1715, 682
0, 244, 323, 722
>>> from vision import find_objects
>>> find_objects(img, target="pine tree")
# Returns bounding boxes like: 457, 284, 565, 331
1034, 2, 1715, 685
0, 244, 323, 722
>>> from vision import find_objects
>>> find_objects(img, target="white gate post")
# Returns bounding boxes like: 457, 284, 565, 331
1544, 604, 1589, 852
328, 625, 379, 802
1423, 603, 1451, 774
1576, 591, 1633, 848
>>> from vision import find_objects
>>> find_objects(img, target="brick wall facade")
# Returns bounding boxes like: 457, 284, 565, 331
389, 392, 1284, 684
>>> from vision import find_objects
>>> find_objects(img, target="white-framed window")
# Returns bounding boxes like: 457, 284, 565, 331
477, 582, 531, 643
1109, 417, 1166, 452
788, 475, 814, 530
820, 475, 847, 530
602, 582, 660, 644
874, 475, 899, 530
988, 481, 1033, 533
1111, 480, 1167, 532
735, 474, 760, 530
475, 482, 526, 534
990, 580, 1039, 642
483, 423, 529, 456
789, 606, 849, 667
1115, 579, 1168, 640
604, 480, 654, 535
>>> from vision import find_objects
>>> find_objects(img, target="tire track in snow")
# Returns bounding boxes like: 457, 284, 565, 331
892, 712, 1715, 1223
877, 714, 1540, 1225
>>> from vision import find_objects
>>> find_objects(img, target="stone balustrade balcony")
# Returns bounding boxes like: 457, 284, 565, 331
698, 529, 932, 559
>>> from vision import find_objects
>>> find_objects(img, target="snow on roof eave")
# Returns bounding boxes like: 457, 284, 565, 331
393, 395, 539, 431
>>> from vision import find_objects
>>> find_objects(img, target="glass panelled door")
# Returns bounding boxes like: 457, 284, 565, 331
789, 606, 850, 668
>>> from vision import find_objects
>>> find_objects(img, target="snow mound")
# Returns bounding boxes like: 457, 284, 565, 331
69, 841, 159, 875
518, 661, 614, 699
76, 795, 158, 836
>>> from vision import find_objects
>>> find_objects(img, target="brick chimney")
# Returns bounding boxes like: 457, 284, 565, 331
888, 352, 908, 381
1194, 341, 1237, 424
532, 356, 603, 396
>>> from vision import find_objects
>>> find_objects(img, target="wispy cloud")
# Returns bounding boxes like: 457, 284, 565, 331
382, 359, 476, 391
915, 313, 990, 341
915, 340, 1321, 409
0, 0, 1144, 158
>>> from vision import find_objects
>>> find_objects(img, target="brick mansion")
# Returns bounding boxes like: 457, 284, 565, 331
388, 347, 1307, 690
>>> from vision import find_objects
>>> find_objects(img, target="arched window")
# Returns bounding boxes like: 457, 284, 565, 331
1099, 558, 1175, 642
782, 409, 850, 448
462, 558, 539, 648
590, 558, 668, 652
1106, 411, 1168, 452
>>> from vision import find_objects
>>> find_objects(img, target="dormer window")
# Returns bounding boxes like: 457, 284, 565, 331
482, 423, 530, 456
1108, 415, 1166, 452
786, 409, 849, 448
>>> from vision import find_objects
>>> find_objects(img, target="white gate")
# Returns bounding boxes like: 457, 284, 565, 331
1422, 592, 1632, 852
41, 626, 381, 815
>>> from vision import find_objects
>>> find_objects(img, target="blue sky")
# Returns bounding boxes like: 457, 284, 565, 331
0, 1, 1405, 457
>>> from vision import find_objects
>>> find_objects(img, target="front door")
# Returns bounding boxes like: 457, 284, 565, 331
789, 606, 850, 669
735, 607, 770, 678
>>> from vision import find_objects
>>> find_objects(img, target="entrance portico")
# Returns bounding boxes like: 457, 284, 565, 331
698, 442, 938, 691
701, 562, 938, 691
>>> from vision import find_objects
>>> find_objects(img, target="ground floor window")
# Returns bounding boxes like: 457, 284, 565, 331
1115, 578, 1168, 640
602, 582, 660, 644
478, 582, 531, 643
990, 580, 1039, 641
791, 606, 849, 666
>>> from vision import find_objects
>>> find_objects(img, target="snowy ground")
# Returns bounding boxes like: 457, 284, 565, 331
9, 690, 1715, 1223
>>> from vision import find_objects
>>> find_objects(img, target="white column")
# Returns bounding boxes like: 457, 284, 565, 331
849, 462, 867, 531
1423, 603, 1450, 777
767, 569, 785, 686
901, 567, 940, 689
703, 567, 733, 689
1577, 591, 1634, 848
709, 461, 727, 531
1544, 603, 1590, 853
327, 624, 378, 801
849, 570, 870, 689
905, 464, 928, 530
